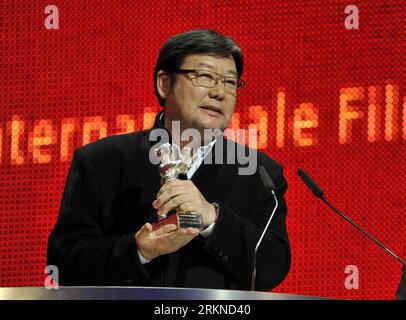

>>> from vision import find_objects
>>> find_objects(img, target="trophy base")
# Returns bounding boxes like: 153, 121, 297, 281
152, 213, 204, 231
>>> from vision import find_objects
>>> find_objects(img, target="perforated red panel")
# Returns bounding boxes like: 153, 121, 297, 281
0, 1, 405, 299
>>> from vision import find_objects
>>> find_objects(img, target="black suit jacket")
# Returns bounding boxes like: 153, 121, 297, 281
47, 111, 291, 291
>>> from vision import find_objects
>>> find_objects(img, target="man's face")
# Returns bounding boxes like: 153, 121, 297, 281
162, 54, 238, 134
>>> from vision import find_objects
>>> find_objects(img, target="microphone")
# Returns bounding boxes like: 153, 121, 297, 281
297, 168, 323, 198
251, 166, 279, 291
297, 168, 406, 266
259, 165, 276, 191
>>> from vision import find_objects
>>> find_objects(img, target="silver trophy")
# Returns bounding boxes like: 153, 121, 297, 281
152, 143, 204, 230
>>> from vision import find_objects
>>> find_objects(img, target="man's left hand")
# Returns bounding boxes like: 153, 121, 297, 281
152, 179, 217, 228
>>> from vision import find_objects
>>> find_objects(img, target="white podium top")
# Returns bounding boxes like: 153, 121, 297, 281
0, 287, 324, 300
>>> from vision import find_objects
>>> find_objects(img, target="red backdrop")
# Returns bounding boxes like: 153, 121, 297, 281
0, 0, 405, 299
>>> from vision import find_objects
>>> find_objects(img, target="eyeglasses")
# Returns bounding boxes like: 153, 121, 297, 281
173, 69, 245, 97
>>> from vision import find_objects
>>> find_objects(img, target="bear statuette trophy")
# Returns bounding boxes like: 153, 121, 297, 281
152, 143, 204, 231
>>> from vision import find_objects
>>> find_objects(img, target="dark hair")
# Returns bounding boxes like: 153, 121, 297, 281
153, 29, 244, 107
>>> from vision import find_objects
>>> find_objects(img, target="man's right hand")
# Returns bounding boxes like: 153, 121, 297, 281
135, 223, 199, 261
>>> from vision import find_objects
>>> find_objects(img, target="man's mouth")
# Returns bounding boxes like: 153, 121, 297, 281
200, 106, 223, 115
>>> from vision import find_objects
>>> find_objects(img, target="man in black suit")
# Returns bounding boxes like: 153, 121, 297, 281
47, 29, 291, 290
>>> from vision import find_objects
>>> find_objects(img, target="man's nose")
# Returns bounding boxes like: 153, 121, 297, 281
209, 80, 225, 100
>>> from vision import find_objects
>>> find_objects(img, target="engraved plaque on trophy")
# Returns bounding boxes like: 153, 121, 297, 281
152, 143, 204, 231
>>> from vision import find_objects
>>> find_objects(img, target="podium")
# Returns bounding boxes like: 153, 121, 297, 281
0, 287, 324, 300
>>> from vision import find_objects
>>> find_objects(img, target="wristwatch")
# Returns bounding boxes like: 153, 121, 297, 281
211, 202, 220, 221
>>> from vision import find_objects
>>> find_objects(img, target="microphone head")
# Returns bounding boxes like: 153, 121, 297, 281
259, 165, 276, 191
297, 168, 324, 198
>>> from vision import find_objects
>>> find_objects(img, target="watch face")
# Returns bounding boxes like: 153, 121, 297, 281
212, 203, 220, 215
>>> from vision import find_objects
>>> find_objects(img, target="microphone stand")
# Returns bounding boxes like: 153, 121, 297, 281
298, 168, 406, 299
320, 194, 406, 266
251, 191, 278, 291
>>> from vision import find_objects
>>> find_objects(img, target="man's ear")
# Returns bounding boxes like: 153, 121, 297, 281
156, 70, 171, 101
